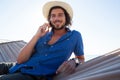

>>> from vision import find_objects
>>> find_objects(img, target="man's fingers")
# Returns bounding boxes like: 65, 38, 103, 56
56, 60, 76, 75
39, 23, 49, 33
56, 61, 67, 74
64, 65, 75, 74
64, 61, 76, 73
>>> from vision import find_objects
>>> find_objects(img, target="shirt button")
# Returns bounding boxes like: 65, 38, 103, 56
45, 54, 47, 56
44, 42, 46, 44
24, 65, 27, 67
67, 38, 70, 40
51, 46, 53, 47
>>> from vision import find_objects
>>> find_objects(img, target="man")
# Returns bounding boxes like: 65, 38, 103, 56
0, 1, 84, 80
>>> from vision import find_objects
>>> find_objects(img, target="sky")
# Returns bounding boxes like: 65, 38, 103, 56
0, 0, 120, 61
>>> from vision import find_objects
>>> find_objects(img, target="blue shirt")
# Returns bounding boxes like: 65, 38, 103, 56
9, 29, 84, 76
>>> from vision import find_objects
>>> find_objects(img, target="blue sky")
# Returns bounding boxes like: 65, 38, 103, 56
0, 0, 120, 60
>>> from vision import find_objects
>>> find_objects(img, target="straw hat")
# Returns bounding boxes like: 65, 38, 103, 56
42, 1, 73, 19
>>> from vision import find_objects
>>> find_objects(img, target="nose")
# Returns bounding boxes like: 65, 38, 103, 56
54, 16, 59, 20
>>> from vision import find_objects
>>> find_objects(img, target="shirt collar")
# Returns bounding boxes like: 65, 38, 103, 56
47, 28, 72, 44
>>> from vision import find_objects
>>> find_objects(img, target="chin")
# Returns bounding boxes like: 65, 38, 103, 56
53, 26, 65, 30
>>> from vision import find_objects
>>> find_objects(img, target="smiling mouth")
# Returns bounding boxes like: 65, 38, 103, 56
54, 20, 62, 23
55, 22, 61, 25
54, 22, 61, 26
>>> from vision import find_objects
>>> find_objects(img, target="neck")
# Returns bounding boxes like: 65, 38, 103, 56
53, 28, 67, 36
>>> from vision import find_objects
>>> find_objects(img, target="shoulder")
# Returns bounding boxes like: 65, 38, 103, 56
72, 30, 82, 37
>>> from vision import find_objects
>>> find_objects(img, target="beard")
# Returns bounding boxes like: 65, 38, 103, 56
49, 21, 66, 30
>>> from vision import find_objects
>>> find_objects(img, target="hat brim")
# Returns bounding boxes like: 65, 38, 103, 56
42, 1, 73, 19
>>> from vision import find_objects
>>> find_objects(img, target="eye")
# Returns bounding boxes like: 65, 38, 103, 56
51, 14, 56, 18
58, 13, 64, 17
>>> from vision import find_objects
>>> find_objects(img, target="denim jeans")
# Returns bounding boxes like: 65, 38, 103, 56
0, 62, 34, 80
0, 62, 51, 80
0, 72, 34, 80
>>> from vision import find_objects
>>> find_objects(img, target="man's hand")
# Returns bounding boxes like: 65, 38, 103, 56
35, 23, 50, 38
56, 59, 76, 75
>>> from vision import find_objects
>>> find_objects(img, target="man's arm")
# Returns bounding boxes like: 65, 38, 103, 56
17, 36, 39, 64
17, 23, 50, 64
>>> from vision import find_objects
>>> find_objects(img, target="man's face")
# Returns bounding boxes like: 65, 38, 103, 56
49, 8, 66, 30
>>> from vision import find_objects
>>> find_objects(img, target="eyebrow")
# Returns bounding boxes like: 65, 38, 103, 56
51, 12, 64, 15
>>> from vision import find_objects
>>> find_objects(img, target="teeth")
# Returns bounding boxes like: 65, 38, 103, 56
56, 22, 60, 23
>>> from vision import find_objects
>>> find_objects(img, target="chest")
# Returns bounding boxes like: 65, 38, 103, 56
48, 35, 61, 45
35, 31, 77, 53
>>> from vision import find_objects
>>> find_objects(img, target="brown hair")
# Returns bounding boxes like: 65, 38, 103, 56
47, 6, 72, 27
